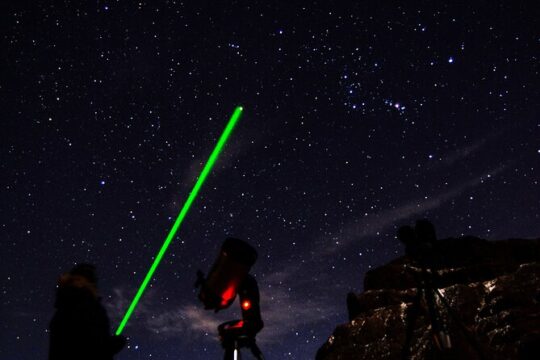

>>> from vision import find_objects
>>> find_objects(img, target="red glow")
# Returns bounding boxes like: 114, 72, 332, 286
241, 299, 252, 311
220, 284, 236, 306
228, 320, 244, 329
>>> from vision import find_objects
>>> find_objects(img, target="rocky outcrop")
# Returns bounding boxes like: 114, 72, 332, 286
317, 237, 540, 360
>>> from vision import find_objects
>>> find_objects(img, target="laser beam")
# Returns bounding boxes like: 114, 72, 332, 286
115, 106, 244, 335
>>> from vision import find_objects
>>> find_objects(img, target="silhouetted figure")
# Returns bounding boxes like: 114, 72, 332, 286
398, 219, 438, 267
49, 264, 126, 360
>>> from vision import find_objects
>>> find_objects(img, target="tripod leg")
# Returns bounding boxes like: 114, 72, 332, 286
249, 342, 264, 360
401, 288, 423, 360
234, 340, 242, 360
434, 289, 486, 360
223, 341, 241, 360
424, 286, 450, 352
223, 347, 234, 360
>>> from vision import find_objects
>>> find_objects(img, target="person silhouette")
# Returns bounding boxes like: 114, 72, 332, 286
49, 263, 126, 360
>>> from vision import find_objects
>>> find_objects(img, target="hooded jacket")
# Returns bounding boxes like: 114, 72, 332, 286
49, 274, 125, 360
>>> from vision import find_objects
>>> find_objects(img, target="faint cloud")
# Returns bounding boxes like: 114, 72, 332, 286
181, 137, 247, 187
143, 286, 333, 345
145, 305, 224, 341
442, 138, 487, 166
106, 287, 225, 342
331, 163, 509, 252
257, 286, 334, 345
437, 131, 502, 168
107, 268, 334, 345
167, 132, 255, 214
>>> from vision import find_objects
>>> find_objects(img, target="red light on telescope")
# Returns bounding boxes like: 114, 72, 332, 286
228, 320, 244, 329
241, 300, 252, 311
220, 284, 237, 307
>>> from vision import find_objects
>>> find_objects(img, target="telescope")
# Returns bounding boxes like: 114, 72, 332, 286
195, 238, 264, 359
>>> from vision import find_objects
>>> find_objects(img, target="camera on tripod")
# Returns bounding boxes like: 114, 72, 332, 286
398, 220, 485, 360
195, 238, 264, 360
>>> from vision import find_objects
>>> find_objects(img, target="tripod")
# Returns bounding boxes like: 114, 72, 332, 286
401, 265, 452, 359
399, 221, 486, 360
219, 320, 264, 360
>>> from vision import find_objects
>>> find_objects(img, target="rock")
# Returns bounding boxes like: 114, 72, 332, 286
317, 238, 540, 360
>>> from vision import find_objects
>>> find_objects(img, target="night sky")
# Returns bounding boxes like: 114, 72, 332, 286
1, 1, 539, 359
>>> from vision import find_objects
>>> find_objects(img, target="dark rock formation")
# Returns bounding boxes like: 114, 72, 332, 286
317, 237, 540, 360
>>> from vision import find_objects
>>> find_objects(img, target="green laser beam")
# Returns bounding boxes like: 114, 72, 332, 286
115, 106, 244, 335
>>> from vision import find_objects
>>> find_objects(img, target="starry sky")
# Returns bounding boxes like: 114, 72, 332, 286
1, 1, 539, 359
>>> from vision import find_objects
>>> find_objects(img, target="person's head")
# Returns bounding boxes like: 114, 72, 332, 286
58, 263, 99, 297
70, 263, 98, 284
